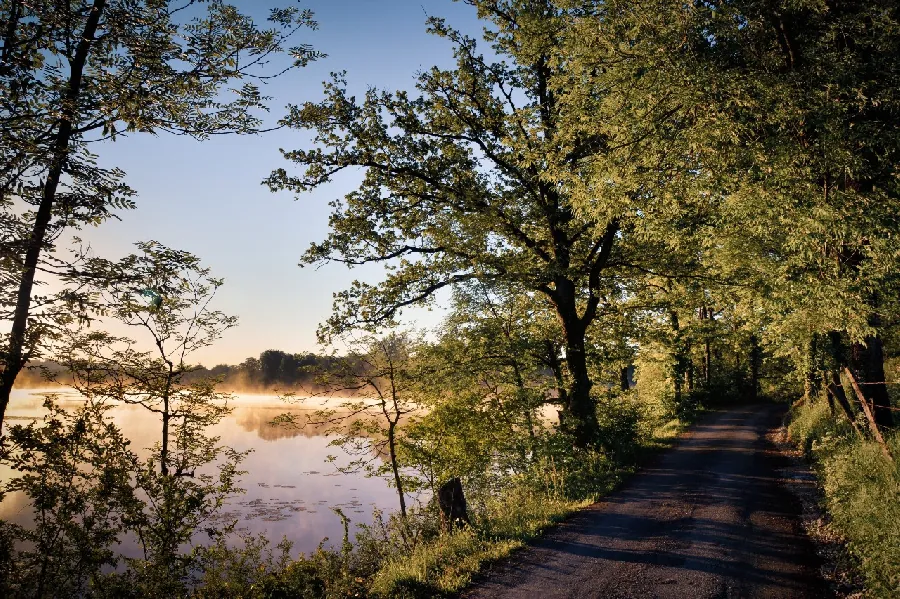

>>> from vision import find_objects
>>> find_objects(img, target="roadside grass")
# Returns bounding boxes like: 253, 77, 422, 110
788, 399, 900, 598
195, 407, 696, 599
368, 414, 692, 598
368, 492, 587, 598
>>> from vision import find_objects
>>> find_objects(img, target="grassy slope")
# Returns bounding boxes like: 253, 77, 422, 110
788, 399, 900, 598
369, 418, 691, 598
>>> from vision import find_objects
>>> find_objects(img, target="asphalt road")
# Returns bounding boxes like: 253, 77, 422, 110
463, 404, 827, 599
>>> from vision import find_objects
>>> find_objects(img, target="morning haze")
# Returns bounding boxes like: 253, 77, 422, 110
2, 1, 898, 598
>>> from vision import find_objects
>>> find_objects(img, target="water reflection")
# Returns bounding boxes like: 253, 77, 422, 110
0, 388, 401, 555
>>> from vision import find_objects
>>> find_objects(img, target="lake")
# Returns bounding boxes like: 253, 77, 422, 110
0, 388, 404, 557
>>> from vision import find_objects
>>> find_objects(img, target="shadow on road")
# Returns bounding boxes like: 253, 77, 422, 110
464, 404, 827, 599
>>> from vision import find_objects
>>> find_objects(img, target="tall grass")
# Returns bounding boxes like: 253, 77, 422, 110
789, 399, 900, 598
191, 409, 690, 599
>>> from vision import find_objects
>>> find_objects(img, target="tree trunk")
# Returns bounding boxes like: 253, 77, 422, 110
826, 332, 863, 435
544, 340, 569, 409
556, 291, 598, 447
620, 366, 630, 391
701, 306, 712, 387
511, 361, 537, 448
670, 311, 683, 405
161, 407, 170, 477
804, 334, 820, 402
850, 314, 894, 429
826, 370, 862, 437
388, 420, 407, 518
563, 325, 598, 447
685, 355, 694, 393
749, 334, 762, 401
704, 338, 712, 387
0, 0, 107, 429
844, 367, 892, 460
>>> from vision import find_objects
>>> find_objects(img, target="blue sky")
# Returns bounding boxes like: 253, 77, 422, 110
81, 1, 486, 365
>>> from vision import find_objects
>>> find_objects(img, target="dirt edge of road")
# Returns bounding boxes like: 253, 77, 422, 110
770, 422, 865, 598
462, 403, 837, 599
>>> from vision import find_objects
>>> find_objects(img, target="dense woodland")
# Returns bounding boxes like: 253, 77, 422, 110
1, 0, 899, 598
187, 351, 346, 391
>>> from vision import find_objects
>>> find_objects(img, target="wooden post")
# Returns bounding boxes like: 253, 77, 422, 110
438, 478, 471, 532
844, 367, 893, 461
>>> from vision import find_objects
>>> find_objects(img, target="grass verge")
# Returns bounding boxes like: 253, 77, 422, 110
788, 398, 900, 598
368, 416, 692, 598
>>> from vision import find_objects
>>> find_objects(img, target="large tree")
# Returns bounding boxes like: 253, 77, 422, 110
563, 0, 900, 426
269, 1, 706, 446
0, 0, 321, 427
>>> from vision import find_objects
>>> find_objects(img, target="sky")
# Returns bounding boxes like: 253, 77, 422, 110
76, 1, 488, 366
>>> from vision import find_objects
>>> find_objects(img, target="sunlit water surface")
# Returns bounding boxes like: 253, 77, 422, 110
0, 388, 401, 556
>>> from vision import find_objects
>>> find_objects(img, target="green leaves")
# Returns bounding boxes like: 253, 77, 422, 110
1, 0, 321, 422
0, 243, 248, 595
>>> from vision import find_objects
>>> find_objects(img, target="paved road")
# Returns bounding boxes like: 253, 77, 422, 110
464, 404, 827, 599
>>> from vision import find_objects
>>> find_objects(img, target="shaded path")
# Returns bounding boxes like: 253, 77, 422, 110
464, 404, 827, 598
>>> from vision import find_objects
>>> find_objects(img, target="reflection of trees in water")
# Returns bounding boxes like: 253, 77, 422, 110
232, 406, 389, 441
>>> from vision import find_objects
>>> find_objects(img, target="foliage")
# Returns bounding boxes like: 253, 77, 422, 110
5, 1, 900, 597
789, 397, 900, 598
266, 0, 711, 447
0, 0, 322, 425
397, 285, 556, 496
0, 398, 136, 598
361, 397, 685, 598
0, 243, 247, 597
276, 332, 425, 520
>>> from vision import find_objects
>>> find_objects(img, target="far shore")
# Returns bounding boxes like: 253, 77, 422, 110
11, 386, 376, 410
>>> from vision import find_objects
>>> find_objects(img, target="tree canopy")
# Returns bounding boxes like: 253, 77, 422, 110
268, 0, 709, 446
0, 0, 322, 427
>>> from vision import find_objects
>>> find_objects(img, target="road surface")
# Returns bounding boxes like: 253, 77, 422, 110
464, 403, 827, 599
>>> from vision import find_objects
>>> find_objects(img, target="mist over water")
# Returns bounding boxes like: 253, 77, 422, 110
0, 389, 403, 556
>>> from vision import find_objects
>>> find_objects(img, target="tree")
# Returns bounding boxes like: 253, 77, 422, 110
0, 398, 137, 598
564, 0, 900, 426
0, 0, 323, 427
267, 1, 699, 447
1, 241, 247, 596
398, 285, 557, 498
437, 283, 559, 446
57, 242, 246, 593
278, 332, 422, 521
60, 241, 239, 476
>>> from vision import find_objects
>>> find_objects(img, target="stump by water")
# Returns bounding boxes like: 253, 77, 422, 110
438, 477, 470, 532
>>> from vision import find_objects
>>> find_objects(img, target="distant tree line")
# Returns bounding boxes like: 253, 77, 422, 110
13, 350, 349, 393
183, 350, 345, 392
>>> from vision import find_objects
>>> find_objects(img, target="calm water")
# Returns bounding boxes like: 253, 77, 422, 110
0, 388, 402, 556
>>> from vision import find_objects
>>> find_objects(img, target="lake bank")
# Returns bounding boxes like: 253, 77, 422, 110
0, 388, 404, 556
